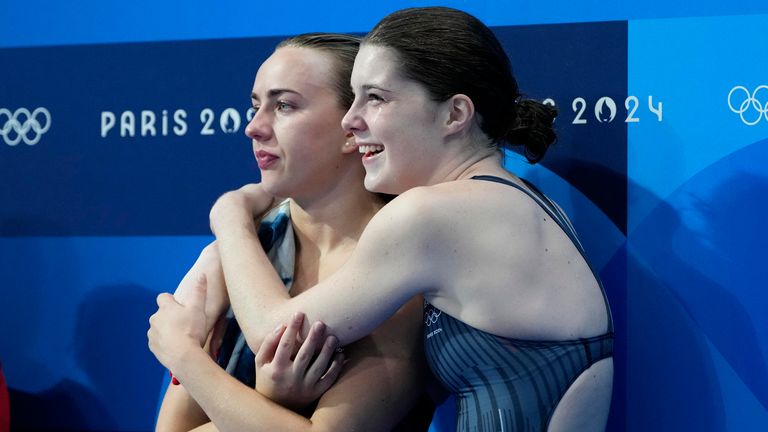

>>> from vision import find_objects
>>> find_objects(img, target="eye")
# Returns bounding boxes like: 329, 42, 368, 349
367, 93, 384, 103
251, 104, 261, 113
276, 101, 295, 112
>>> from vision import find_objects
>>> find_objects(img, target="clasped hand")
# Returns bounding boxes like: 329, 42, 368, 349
209, 183, 276, 236
147, 274, 210, 374
255, 312, 345, 410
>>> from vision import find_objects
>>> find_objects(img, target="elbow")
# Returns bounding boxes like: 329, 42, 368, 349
239, 310, 285, 352
240, 309, 310, 353
242, 332, 266, 353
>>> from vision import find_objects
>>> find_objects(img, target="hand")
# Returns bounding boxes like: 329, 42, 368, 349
208, 313, 230, 360
254, 312, 345, 409
174, 242, 229, 335
238, 183, 276, 216
209, 183, 275, 236
148, 274, 209, 374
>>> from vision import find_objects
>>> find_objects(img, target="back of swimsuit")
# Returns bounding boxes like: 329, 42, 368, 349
423, 175, 614, 432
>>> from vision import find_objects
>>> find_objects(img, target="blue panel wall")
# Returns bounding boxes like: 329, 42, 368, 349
2, 1, 766, 430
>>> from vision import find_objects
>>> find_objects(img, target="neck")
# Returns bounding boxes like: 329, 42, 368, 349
419, 122, 515, 186
427, 140, 510, 186
447, 150, 511, 182
289, 173, 383, 255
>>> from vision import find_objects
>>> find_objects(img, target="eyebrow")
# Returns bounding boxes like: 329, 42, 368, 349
361, 84, 392, 93
251, 88, 301, 100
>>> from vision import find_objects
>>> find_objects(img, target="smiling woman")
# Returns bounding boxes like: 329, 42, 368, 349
202, 7, 614, 432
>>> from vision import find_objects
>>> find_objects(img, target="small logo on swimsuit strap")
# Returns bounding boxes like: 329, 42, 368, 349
424, 303, 443, 339
424, 307, 441, 326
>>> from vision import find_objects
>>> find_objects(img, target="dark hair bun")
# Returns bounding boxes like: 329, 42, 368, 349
505, 99, 557, 164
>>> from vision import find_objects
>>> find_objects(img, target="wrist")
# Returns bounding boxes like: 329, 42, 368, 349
169, 344, 211, 383
215, 217, 258, 242
212, 209, 256, 236
210, 192, 251, 232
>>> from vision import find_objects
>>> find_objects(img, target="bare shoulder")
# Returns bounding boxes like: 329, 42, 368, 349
382, 179, 542, 228
363, 180, 543, 250
360, 186, 446, 242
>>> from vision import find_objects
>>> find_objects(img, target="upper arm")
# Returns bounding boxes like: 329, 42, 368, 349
260, 190, 442, 346
307, 296, 429, 432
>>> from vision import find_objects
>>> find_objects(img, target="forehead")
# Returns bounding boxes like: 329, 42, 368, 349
350, 44, 405, 87
253, 46, 336, 96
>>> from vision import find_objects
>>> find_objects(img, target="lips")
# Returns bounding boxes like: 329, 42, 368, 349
255, 150, 279, 169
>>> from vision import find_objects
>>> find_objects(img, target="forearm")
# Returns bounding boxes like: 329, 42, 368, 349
216, 223, 412, 350
213, 193, 427, 349
216, 223, 293, 349
172, 346, 318, 432
155, 384, 209, 432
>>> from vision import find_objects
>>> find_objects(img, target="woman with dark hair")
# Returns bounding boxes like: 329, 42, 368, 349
153, 7, 614, 431
149, 33, 430, 431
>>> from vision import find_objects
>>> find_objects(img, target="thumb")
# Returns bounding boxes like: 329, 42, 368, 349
186, 273, 208, 312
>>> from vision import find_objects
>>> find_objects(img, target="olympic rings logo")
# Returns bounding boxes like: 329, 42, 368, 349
0, 107, 51, 146
424, 308, 441, 326
727, 85, 768, 126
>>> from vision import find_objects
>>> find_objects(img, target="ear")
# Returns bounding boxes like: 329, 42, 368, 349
442, 94, 475, 136
341, 132, 357, 154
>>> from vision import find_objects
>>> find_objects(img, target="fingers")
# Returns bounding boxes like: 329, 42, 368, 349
293, 321, 327, 373
156, 292, 176, 307
208, 314, 229, 360
240, 183, 275, 215
315, 351, 345, 395
273, 312, 305, 366
304, 332, 341, 385
186, 274, 207, 311
255, 323, 286, 367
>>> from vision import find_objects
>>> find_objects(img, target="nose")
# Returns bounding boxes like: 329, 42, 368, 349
341, 103, 366, 135
245, 109, 272, 142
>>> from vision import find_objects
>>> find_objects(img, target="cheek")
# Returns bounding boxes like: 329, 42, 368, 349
376, 106, 430, 141
299, 119, 346, 155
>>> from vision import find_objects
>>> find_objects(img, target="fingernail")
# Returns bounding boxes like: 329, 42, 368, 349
170, 371, 180, 385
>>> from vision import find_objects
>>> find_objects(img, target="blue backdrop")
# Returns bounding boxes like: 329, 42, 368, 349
1, 1, 767, 430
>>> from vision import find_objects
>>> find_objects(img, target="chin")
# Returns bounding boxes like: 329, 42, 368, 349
363, 175, 384, 193
259, 176, 289, 197
364, 177, 398, 195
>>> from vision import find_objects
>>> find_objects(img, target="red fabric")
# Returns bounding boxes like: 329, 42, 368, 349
0, 362, 9, 432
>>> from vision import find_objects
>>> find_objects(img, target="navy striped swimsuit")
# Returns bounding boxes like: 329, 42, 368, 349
424, 175, 613, 432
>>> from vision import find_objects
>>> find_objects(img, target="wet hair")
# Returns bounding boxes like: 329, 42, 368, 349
277, 33, 360, 110
363, 7, 556, 164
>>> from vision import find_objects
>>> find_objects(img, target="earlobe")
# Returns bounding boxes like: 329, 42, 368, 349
445, 94, 475, 135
